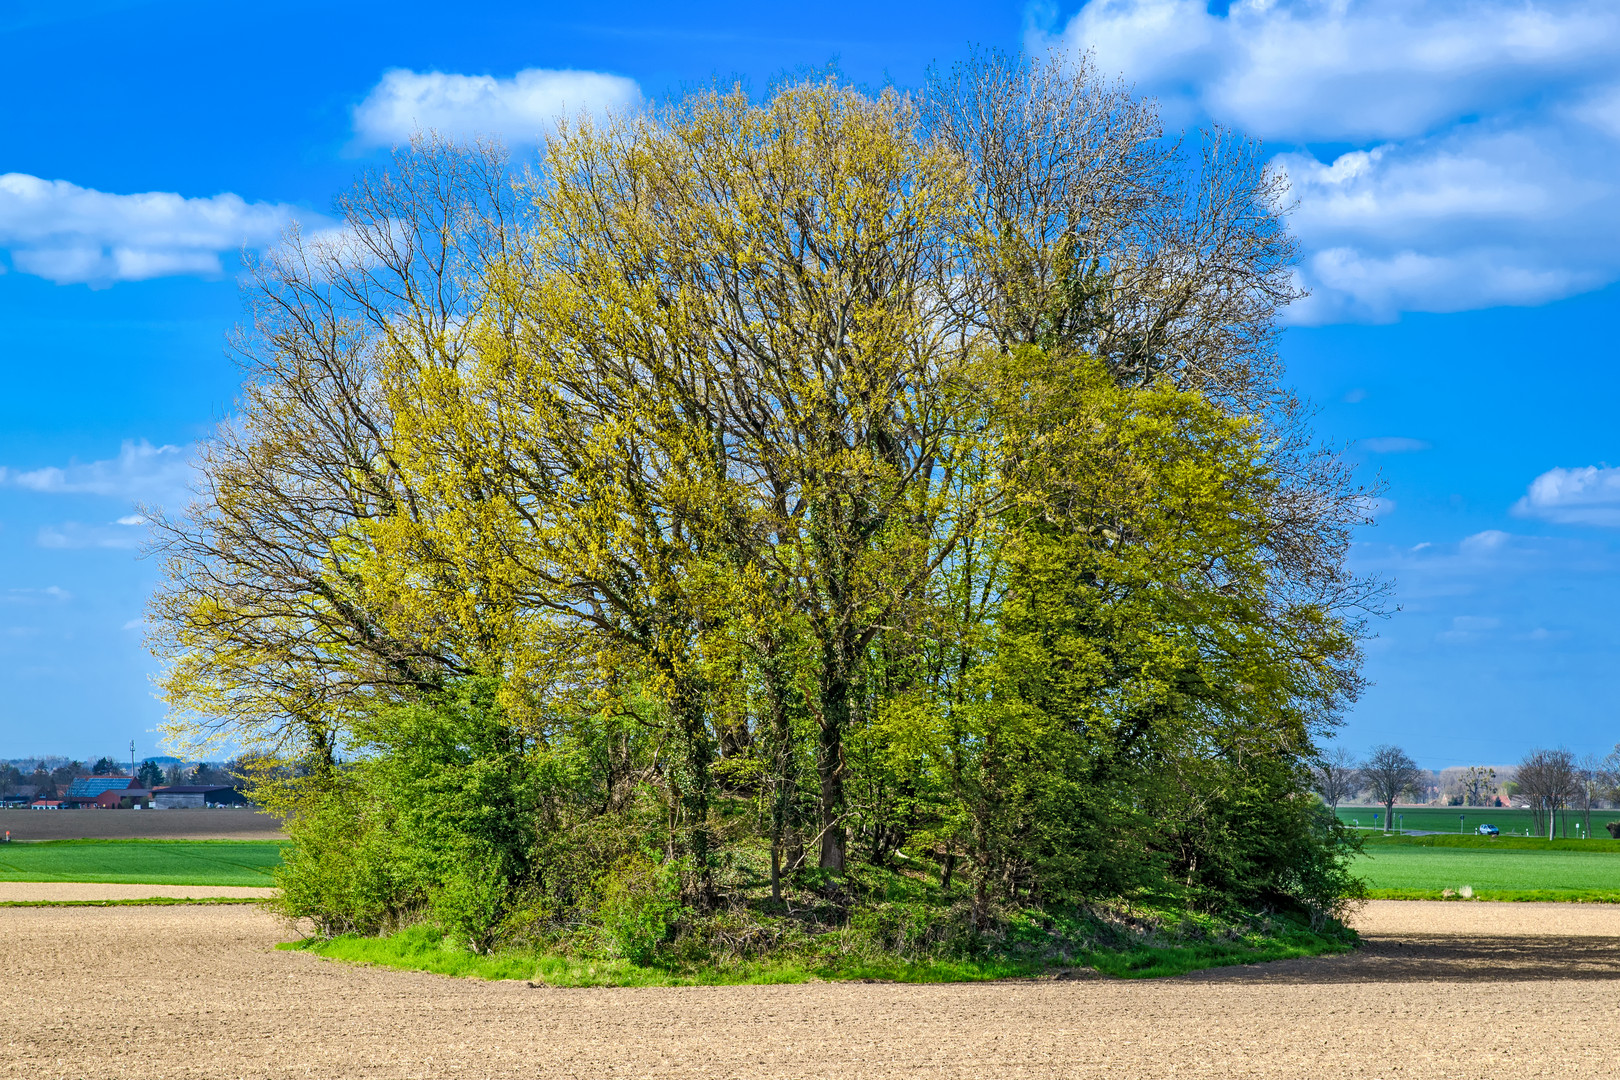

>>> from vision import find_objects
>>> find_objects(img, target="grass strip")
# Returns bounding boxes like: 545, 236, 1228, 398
1360, 834, 1620, 852
1365, 888, 1620, 903
0, 897, 265, 908
282, 919, 1353, 986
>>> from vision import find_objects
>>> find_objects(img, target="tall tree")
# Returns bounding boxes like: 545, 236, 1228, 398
1311, 747, 1362, 812
1517, 748, 1578, 839
148, 137, 523, 765
1361, 745, 1423, 832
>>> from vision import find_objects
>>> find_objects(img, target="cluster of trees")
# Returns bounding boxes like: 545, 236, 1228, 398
149, 55, 1377, 952
0, 761, 82, 801
1312, 744, 1620, 838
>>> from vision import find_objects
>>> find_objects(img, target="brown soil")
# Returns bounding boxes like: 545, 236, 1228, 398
0, 807, 285, 841
3, 901, 1618, 1078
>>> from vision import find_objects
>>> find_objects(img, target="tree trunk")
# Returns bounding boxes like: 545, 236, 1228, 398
817, 666, 850, 872
674, 685, 716, 909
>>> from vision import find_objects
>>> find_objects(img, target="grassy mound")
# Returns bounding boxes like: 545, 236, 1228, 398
281, 881, 1356, 986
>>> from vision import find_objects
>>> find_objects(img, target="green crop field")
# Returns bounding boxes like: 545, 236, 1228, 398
1352, 836, 1620, 901
1335, 805, 1617, 839
0, 840, 283, 886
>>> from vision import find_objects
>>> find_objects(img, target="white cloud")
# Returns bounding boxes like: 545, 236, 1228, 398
1046, 1, 1620, 322
0, 173, 313, 286
353, 68, 643, 148
1513, 465, 1620, 526
1361, 437, 1431, 453
0, 440, 191, 507
37, 521, 145, 550
2, 586, 71, 604
1061, 0, 1620, 142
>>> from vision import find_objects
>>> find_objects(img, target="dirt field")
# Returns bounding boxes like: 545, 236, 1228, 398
3, 901, 1619, 1078
0, 808, 284, 841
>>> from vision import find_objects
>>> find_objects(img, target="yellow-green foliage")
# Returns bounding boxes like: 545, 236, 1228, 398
151, 62, 1371, 958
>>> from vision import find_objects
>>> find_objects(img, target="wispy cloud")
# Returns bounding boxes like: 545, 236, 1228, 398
0, 440, 190, 506
1043, 0, 1620, 322
1513, 464, 1620, 526
1360, 437, 1431, 453
353, 68, 643, 148
37, 521, 146, 550
0, 173, 315, 286
2, 586, 71, 604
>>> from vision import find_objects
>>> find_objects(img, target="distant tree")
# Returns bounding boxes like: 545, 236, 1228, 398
1311, 746, 1361, 811
189, 762, 232, 787
164, 764, 185, 786
1361, 745, 1423, 832
1601, 744, 1620, 807
27, 765, 53, 798
90, 757, 121, 776
1516, 748, 1578, 838
1457, 766, 1498, 807
1575, 754, 1608, 838
50, 762, 83, 792
135, 760, 164, 789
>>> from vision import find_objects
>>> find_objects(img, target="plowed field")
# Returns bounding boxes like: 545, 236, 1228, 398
0, 808, 283, 841
3, 901, 1617, 1078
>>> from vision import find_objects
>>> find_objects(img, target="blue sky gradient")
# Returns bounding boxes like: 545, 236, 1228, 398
1, 0, 1615, 767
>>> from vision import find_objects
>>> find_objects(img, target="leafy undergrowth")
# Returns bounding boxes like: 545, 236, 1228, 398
1367, 888, 1620, 903
281, 904, 1355, 986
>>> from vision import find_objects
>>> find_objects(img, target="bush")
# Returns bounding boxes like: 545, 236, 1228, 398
594, 854, 687, 965
269, 772, 408, 937
266, 680, 549, 951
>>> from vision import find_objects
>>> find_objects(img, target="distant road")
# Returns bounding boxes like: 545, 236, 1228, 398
0, 808, 286, 842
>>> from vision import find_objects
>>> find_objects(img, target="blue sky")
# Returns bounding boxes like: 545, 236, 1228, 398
0, 0, 1615, 768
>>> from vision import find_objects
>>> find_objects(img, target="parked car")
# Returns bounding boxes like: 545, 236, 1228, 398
1476, 823, 1500, 836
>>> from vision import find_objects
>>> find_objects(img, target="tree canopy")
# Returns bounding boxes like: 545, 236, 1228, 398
149, 55, 1378, 957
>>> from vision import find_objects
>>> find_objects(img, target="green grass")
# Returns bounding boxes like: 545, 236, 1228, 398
0, 840, 283, 886
1336, 805, 1617, 839
1352, 839, 1620, 902
284, 914, 1353, 985
1361, 833, 1620, 853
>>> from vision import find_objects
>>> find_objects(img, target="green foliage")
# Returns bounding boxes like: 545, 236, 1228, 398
285, 900, 1354, 985
593, 855, 688, 964
267, 680, 550, 948
158, 70, 1374, 978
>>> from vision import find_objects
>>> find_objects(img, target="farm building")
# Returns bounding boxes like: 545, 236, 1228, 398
93, 787, 152, 809
29, 800, 63, 809
62, 776, 139, 808
151, 785, 250, 808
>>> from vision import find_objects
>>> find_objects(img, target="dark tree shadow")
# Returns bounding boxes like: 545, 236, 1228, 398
1181, 935, 1620, 985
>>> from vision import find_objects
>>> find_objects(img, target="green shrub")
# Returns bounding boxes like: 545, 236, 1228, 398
594, 854, 687, 965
